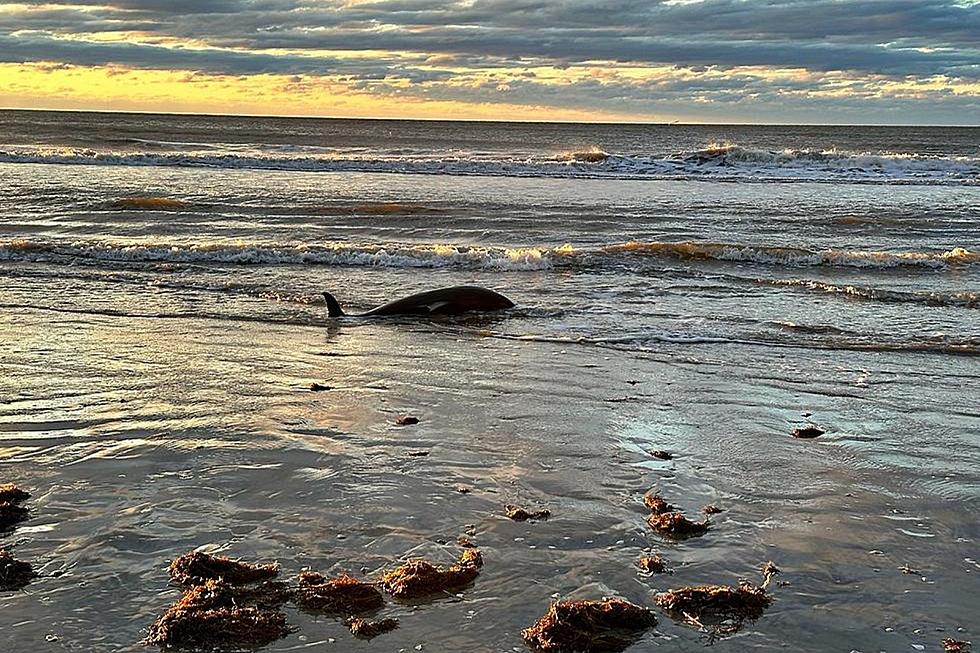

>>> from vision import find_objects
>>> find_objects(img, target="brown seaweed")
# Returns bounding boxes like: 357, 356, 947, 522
792, 425, 824, 439
0, 483, 30, 504
395, 415, 420, 425
144, 580, 291, 649
458, 548, 483, 568
379, 549, 482, 599
229, 581, 293, 608
637, 555, 669, 574
943, 639, 972, 653
522, 598, 657, 652
655, 581, 773, 622
309, 383, 331, 392
649, 450, 673, 461
642, 493, 673, 515
0, 502, 29, 531
505, 504, 551, 521
760, 561, 780, 589
0, 549, 35, 591
347, 616, 400, 639
646, 511, 709, 538
169, 551, 280, 587
294, 572, 385, 614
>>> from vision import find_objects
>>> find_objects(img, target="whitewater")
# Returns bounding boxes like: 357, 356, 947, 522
1, 141, 977, 184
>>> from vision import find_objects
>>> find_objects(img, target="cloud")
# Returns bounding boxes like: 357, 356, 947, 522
0, 31, 349, 75
1, 0, 978, 121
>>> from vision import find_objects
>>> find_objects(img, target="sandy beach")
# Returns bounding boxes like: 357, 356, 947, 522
1, 112, 978, 652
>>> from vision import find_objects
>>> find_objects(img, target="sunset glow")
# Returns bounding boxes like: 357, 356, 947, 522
1, 1, 978, 123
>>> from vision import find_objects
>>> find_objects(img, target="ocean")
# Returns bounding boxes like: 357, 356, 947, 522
0, 109, 977, 651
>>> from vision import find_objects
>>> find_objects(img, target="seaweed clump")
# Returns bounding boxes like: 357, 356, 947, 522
379, 549, 483, 599
642, 493, 673, 514
0, 501, 29, 532
646, 511, 709, 538
943, 639, 971, 653
792, 425, 824, 439
654, 562, 778, 638
347, 616, 400, 639
294, 572, 385, 614
643, 492, 709, 539
0, 483, 30, 504
637, 555, 669, 574
169, 551, 280, 587
0, 483, 30, 532
505, 504, 551, 521
144, 580, 291, 649
522, 598, 657, 652
656, 582, 772, 620
0, 549, 35, 591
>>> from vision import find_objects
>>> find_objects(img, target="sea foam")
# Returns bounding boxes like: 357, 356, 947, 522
1, 238, 974, 272
1, 142, 976, 185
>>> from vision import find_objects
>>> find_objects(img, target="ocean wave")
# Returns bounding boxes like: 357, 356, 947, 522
605, 241, 978, 269
0, 238, 570, 271
0, 142, 976, 185
555, 147, 610, 163
486, 330, 980, 357
108, 196, 191, 210
764, 278, 979, 308
1, 238, 974, 272
685, 142, 973, 170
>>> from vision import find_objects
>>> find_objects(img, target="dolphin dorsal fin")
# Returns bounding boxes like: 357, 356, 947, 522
323, 292, 345, 317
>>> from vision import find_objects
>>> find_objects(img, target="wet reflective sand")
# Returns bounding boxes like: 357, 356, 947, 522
2, 303, 977, 651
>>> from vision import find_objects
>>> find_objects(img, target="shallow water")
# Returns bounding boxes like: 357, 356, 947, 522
1, 112, 978, 652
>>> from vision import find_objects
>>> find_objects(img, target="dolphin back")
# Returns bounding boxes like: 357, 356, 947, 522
324, 286, 513, 318
364, 286, 514, 316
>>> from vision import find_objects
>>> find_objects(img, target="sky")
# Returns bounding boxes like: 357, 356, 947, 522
0, 0, 978, 123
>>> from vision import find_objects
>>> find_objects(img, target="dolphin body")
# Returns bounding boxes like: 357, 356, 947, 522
323, 285, 514, 318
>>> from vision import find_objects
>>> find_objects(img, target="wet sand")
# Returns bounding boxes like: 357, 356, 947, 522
2, 308, 977, 651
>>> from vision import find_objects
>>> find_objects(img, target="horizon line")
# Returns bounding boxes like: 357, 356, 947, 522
2, 106, 977, 129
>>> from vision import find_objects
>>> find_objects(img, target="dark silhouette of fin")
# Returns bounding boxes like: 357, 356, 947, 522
323, 291, 345, 317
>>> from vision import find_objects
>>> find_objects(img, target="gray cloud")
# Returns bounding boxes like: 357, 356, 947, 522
3, 0, 979, 121
5, 0, 977, 73
0, 31, 347, 75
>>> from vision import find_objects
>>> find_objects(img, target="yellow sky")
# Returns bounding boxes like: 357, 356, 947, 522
8, 60, 976, 123
0, 62, 652, 122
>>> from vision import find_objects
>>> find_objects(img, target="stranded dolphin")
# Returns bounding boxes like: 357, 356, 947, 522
323, 286, 514, 318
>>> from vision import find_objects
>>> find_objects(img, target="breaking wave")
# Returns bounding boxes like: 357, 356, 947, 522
762, 278, 979, 308
1, 238, 975, 273
556, 147, 610, 163
605, 241, 978, 269
0, 238, 573, 271
0, 142, 976, 185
